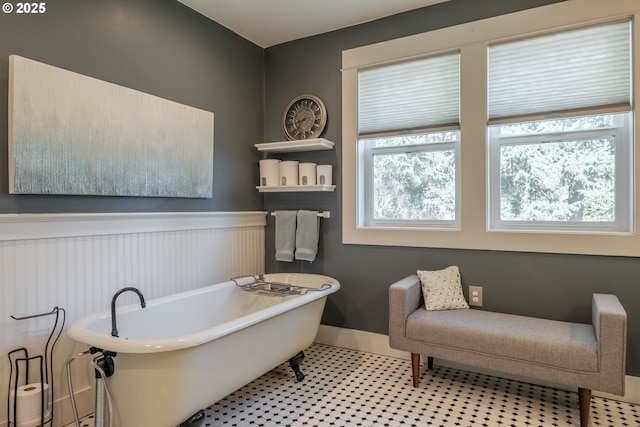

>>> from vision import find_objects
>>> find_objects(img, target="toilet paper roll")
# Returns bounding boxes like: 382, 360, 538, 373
9, 383, 50, 426
279, 161, 299, 186
316, 165, 333, 186
16, 410, 51, 427
298, 163, 317, 186
259, 159, 281, 187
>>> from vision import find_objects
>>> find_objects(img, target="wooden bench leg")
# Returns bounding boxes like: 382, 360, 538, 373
411, 353, 420, 387
579, 388, 591, 427
411, 354, 435, 387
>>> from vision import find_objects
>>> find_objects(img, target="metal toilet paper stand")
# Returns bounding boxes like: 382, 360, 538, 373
7, 307, 66, 427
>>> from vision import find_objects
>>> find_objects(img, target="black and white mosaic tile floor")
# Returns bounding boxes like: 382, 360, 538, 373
68, 343, 639, 426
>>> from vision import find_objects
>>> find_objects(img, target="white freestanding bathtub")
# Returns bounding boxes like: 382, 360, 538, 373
67, 273, 340, 427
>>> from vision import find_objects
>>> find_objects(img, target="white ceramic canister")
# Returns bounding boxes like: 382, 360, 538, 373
298, 163, 317, 186
279, 161, 299, 186
259, 159, 281, 187
316, 164, 333, 186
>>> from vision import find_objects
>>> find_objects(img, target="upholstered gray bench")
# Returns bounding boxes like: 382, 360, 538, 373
389, 275, 627, 427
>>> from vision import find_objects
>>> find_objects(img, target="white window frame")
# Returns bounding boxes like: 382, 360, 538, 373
487, 113, 633, 234
342, 0, 640, 256
361, 135, 461, 230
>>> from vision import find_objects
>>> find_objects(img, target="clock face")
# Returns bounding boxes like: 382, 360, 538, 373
283, 95, 327, 140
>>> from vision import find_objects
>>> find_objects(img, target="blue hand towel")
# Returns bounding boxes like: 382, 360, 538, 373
275, 210, 297, 262
295, 210, 319, 262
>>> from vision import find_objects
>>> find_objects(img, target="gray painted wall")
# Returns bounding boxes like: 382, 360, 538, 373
0, 0, 264, 213
263, 0, 640, 376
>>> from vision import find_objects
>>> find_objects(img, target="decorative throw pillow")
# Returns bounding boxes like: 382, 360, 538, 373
417, 266, 469, 311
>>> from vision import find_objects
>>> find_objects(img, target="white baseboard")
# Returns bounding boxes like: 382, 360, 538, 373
314, 324, 640, 405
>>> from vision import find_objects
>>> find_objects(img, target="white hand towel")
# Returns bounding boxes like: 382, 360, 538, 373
275, 210, 297, 262
295, 210, 319, 262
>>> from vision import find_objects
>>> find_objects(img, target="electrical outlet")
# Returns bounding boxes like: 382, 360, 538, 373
469, 286, 483, 307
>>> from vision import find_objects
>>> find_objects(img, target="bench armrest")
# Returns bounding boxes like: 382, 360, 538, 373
592, 293, 627, 395
389, 275, 422, 347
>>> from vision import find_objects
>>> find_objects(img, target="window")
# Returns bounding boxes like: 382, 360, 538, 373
357, 52, 460, 229
361, 130, 460, 228
342, 0, 640, 256
487, 21, 632, 233
488, 113, 631, 232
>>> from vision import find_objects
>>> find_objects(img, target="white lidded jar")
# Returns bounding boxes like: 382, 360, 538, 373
298, 163, 317, 186
279, 161, 299, 186
259, 159, 281, 187
316, 164, 333, 185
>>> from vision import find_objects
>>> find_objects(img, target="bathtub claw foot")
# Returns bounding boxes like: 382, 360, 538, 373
178, 409, 205, 427
289, 351, 305, 382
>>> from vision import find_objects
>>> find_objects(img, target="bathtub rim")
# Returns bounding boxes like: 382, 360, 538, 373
67, 273, 339, 354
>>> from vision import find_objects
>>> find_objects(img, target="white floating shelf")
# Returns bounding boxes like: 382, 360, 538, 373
255, 138, 334, 153
256, 185, 335, 193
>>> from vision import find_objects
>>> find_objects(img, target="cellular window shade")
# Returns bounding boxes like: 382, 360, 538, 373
358, 52, 460, 136
488, 21, 631, 122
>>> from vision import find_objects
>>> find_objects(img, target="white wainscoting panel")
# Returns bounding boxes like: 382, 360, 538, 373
0, 212, 266, 427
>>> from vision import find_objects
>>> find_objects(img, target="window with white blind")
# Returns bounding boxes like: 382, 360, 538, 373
357, 52, 461, 228
342, 0, 640, 256
487, 21, 633, 233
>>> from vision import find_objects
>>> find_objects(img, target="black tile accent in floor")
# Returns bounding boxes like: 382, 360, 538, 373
69, 343, 640, 426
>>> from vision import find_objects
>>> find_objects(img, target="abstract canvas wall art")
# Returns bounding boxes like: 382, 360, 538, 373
8, 55, 214, 198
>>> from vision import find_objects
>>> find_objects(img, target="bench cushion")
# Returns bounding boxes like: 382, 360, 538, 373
406, 307, 598, 373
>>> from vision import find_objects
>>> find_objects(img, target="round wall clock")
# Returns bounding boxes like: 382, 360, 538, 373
282, 94, 327, 140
